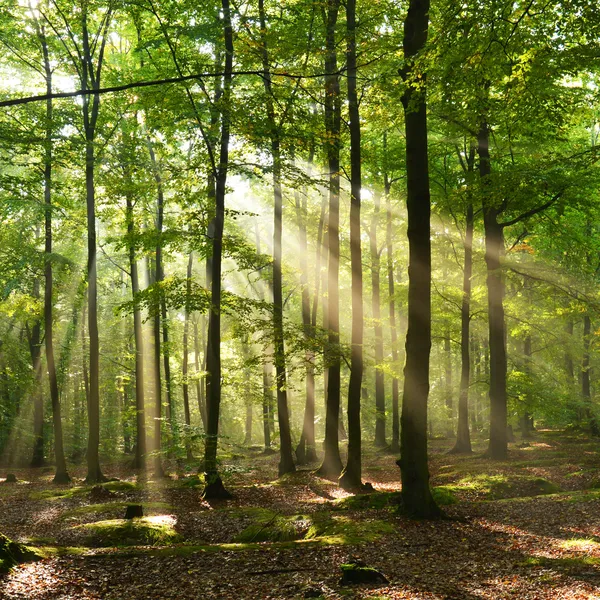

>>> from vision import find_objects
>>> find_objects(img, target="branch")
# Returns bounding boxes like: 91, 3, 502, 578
499, 191, 563, 229
0, 68, 346, 108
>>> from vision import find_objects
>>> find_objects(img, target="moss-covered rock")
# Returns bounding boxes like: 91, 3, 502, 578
235, 513, 310, 543
340, 562, 389, 585
0, 533, 40, 572
75, 516, 181, 547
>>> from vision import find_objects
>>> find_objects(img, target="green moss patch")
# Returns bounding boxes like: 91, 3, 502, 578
30, 480, 138, 501
62, 501, 171, 520
74, 516, 181, 547
305, 514, 395, 544
235, 512, 310, 543
333, 491, 401, 511
452, 474, 560, 500
0, 533, 41, 572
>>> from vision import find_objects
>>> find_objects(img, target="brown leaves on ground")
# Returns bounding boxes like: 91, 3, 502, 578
1, 431, 600, 599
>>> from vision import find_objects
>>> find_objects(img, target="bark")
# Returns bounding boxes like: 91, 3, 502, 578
203, 0, 234, 499
125, 183, 147, 471
384, 152, 400, 454
480, 121, 508, 460
82, 8, 108, 484
192, 318, 207, 429
29, 279, 44, 468
258, 0, 295, 477
398, 0, 441, 518
450, 201, 474, 454
182, 253, 194, 460
371, 192, 386, 448
521, 334, 533, 440
294, 166, 318, 464
317, 0, 343, 479
583, 315, 599, 435
339, 0, 364, 491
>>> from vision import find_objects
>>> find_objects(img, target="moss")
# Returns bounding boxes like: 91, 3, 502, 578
75, 516, 181, 547
340, 563, 388, 585
235, 514, 310, 543
454, 474, 560, 499
522, 555, 600, 569
333, 491, 401, 511
0, 533, 41, 572
305, 513, 395, 544
30, 481, 138, 501
431, 486, 458, 506
61, 501, 171, 519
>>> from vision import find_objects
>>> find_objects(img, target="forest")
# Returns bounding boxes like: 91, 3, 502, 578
0, 0, 599, 598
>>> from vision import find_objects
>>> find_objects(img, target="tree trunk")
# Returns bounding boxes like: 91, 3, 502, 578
583, 315, 599, 435
450, 202, 474, 454
125, 188, 147, 471
81, 8, 107, 484
29, 279, 44, 469
521, 334, 533, 440
371, 191, 386, 448
339, 0, 364, 491
384, 162, 400, 454
295, 166, 318, 465
203, 0, 234, 499
480, 122, 508, 460
398, 0, 441, 518
192, 318, 207, 430
258, 0, 295, 477
182, 253, 194, 460
317, 0, 343, 479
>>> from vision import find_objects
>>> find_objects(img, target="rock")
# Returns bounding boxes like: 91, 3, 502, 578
4, 474, 17, 483
340, 562, 389, 586
125, 504, 144, 519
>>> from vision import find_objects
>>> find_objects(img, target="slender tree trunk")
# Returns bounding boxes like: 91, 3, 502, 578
125, 188, 147, 470
583, 315, 599, 435
182, 253, 194, 460
258, 0, 295, 477
339, 0, 364, 490
317, 0, 343, 479
29, 281, 45, 469
295, 173, 318, 464
480, 122, 508, 460
521, 334, 533, 439
398, 0, 441, 518
203, 0, 234, 499
450, 202, 474, 454
371, 192, 386, 447
385, 178, 401, 454
192, 318, 207, 429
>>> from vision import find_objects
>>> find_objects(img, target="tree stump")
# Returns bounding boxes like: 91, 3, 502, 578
124, 504, 144, 519
4, 474, 17, 483
89, 485, 116, 501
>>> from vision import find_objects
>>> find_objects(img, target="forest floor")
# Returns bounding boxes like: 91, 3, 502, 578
1, 430, 600, 599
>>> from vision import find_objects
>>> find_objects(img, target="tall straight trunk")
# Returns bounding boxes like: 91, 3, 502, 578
385, 178, 400, 454
339, 0, 364, 490
182, 253, 194, 460
317, 0, 343, 479
150, 256, 164, 476
398, 0, 440, 518
29, 278, 44, 469
521, 334, 533, 439
81, 7, 110, 484
371, 192, 386, 447
480, 122, 508, 460
444, 334, 453, 435
147, 142, 174, 449
192, 318, 207, 429
125, 191, 147, 470
258, 0, 295, 477
295, 173, 318, 464
450, 201, 474, 454
582, 315, 599, 434
203, 0, 234, 499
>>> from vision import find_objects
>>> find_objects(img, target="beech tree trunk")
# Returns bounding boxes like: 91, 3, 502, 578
203, 0, 234, 499
317, 0, 343, 479
29, 277, 44, 469
339, 0, 364, 491
480, 121, 508, 460
450, 201, 474, 454
182, 253, 194, 460
398, 0, 441, 518
371, 192, 386, 448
